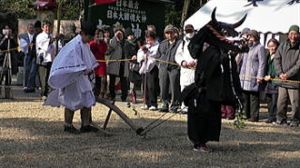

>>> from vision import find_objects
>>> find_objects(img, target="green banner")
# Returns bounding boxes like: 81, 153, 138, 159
85, 0, 167, 38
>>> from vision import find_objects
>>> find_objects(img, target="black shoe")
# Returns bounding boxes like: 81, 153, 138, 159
64, 125, 80, 134
80, 125, 99, 133
159, 108, 169, 112
290, 120, 299, 127
276, 119, 288, 126
24, 88, 35, 93
170, 107, 178, 113
265, 118, 276, 124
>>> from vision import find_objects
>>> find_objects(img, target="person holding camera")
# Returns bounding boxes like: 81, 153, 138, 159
106, 26, 128, 101
36, 21, 56, 99
239, 29, 266, 122
0, 25, 18, 86
137, 30, 160, 110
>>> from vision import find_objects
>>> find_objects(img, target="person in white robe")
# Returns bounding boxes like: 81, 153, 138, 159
45, 22, 99, 134
175, 24, 197, 113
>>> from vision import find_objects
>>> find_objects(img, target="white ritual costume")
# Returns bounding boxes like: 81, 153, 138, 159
45, 35, 98, 111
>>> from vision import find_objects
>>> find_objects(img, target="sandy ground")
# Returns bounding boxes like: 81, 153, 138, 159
0, 88, 300, 168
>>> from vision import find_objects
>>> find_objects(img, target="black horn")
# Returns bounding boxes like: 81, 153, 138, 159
211, 7, 218, 25
230, 14, 247, 28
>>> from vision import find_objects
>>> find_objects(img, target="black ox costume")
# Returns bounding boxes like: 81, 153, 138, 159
182, 8, 247, 151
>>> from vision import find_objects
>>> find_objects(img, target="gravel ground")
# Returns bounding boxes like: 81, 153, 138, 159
0, 89, 300, 168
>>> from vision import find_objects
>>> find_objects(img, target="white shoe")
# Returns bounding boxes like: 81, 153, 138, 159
149, 106, 157, 111
141, 104, 148, 110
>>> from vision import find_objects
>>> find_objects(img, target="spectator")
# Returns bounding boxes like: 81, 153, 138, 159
157, 24, 182, 112
0, 25, 18, 85
263, 38, 280, 123
19, 23, 36, 93
175, 24, 197, 113
106, 25, 128, 101
274, 25, 300, 127
137, 31, 160, 110
36, 20, 56, 99
239, 29, 266, 122
124, 28, 141, 105
89, 28, 107, 98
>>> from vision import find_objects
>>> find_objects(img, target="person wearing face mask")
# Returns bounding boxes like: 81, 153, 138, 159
274, 25, 300, 127
89, 29, 107, 98
239, 29, 266, 122
0, 25, 18, 89
175, 24, 197, 113
263, 38, 280, 124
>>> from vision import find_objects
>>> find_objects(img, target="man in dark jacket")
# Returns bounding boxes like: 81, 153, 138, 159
157, 24, 181, 112
124, 28, 141, 105
274, 25, 300, 127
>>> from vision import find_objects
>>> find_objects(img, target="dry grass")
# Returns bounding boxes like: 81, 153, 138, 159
1, 99, 300, 168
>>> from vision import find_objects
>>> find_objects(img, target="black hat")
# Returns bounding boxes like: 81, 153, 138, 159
34, 20, 41, 28
248, 30, 260, 40
125, 27, 134, 37
184, 24, 194, 31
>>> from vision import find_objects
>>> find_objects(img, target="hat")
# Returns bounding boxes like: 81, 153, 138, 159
34, 20, 41, 28
125, 27, 134, 37
241, 28, 250, 35
289, 25, 299, 33
248, 30, 260, 40
184, 24, 194, 31
164, 24, 174, 33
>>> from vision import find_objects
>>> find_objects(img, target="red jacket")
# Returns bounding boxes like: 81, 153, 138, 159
89, 40, 107, 77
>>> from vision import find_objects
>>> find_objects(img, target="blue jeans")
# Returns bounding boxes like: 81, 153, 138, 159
24, 54, 37, 89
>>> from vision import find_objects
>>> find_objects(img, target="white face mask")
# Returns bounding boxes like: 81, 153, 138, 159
185, 32, 194, 39
2, 29, 9, 36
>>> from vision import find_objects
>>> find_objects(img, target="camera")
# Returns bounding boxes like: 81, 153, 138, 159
233, 38, 249, 53
2, 28, 11, 38
142, 46, 148, 53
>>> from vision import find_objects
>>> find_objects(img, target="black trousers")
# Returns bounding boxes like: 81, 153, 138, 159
94, 76, 102, 98
266, 93, 278, 121
159, 68, 181, 108
145, 66, 159, 107
38, 63, 51, 97
109, 74, 128, 101
242, 91, 260, 120
187, 98, 221, 145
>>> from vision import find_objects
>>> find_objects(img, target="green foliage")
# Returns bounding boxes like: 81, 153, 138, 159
0, 0, 83, 20
59, 0, 83, 20
0, 0, 36, 19
164, 4, 181, 27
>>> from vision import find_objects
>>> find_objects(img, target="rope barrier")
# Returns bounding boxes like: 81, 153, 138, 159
2, 46, 300, 84
0, 47, 20, 53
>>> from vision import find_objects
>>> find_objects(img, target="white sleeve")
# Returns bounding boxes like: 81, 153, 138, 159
137, 48, 145, 63
19, 38, 29, 53
36, 34, 50, 52
175, 42, 184, 65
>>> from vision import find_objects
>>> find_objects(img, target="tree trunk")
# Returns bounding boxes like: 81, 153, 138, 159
181, 0, 191, 26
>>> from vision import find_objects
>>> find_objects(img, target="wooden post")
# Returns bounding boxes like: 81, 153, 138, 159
56, 0, 62, 54
181, 0, 191, 26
